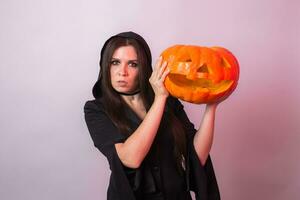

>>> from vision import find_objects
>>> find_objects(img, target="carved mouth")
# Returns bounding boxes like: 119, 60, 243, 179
167, 74, 233, 94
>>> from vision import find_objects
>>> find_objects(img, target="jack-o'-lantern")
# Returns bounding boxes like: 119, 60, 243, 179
160, 45, 239, 104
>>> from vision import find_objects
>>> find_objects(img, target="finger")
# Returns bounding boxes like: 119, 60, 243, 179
157, 61, 168, 79
153, 56, 163, 76
160, 65, 170, 81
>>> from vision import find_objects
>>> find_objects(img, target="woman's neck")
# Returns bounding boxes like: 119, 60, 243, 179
121, 93, 146, 119
121, 93, 142, 106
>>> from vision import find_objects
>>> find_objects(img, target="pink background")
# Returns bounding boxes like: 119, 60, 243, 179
1, 0, 299, 199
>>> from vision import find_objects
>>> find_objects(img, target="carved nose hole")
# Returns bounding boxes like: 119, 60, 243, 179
179, 54, 192, 62
197, 64, 209, 73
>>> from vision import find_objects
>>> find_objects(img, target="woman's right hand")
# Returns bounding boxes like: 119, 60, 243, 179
149, 56, 170, 98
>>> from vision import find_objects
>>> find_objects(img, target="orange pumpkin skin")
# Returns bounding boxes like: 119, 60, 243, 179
160, 45, 239, 104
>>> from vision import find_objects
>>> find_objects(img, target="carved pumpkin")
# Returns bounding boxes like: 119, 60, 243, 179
160, 45, 239, 104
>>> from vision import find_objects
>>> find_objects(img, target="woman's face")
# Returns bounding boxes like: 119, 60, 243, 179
110, 45, 139, 94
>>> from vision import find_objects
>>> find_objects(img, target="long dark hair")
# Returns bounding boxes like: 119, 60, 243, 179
95, 34, 187, 172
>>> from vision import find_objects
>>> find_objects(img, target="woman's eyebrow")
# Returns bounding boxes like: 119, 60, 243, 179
111, 57, 138, 61
128, 60, 138, 62
111, 58, 138, 62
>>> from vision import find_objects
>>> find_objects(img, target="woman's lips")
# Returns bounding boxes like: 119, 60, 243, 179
117, 80, 128, 86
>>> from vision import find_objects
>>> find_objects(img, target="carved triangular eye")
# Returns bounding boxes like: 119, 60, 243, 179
185, 58, 192, 62
197, 64, 209, 73
221, 57, 231, 68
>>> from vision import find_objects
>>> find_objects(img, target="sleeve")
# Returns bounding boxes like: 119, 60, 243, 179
170, 97, 221, 200
84, 100, 126, 163
84, 100, 137, 200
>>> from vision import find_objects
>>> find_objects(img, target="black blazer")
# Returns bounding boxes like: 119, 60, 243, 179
84, 97, 220, 200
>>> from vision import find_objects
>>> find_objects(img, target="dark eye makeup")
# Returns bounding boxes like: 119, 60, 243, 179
110, 59, 138, 67
110, 59, 120, 65
128, 61, 138, 67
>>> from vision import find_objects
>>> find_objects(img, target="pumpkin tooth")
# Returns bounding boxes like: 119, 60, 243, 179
196, 72, 209, 79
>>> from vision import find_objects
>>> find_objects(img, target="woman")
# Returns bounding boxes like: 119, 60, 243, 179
84, 31, 220, 200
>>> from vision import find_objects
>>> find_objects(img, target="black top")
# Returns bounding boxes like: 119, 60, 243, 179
84, 96, 220, 200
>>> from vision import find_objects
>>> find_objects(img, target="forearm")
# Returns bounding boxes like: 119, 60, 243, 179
115, 96, 167, 168
193, 104, 217, 165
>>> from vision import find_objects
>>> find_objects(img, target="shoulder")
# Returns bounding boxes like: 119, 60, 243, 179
83, 99, 111, 124
84, 99, 105, 113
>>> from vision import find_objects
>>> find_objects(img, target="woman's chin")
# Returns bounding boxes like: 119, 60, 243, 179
114, 88, 131, 94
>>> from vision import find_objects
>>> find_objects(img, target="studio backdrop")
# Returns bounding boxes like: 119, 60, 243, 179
0, 0, 299, 199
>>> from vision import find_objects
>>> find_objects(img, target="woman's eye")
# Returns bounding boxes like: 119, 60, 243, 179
111, 60, 119, 65
129, 62, 138, 67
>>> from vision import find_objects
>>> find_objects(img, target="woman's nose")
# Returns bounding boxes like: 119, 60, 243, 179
118, 64, 128, 76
